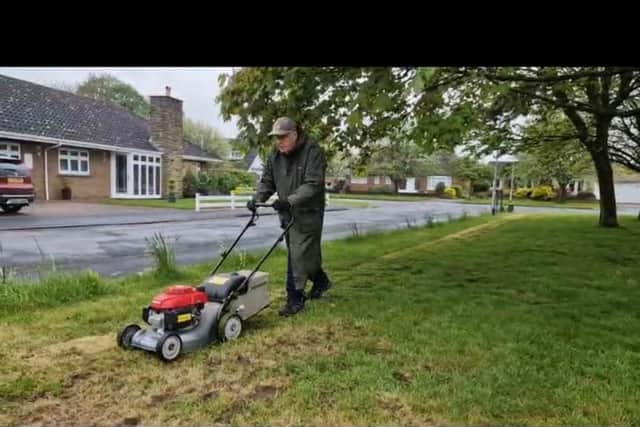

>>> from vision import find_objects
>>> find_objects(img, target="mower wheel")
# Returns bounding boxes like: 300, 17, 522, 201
218, 313, 243, 342
117, 324, 141, 349
157, 333, 183, 362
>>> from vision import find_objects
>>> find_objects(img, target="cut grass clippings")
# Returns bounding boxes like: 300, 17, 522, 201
462, 197, 600, 210
1, 214, 639, 426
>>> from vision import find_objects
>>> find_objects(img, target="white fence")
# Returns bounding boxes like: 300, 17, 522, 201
195, 193, 331, 212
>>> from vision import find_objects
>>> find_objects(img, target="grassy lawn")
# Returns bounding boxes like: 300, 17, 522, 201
462, 197, 600, 210
105, 197, 196, 210
330, 193, 601, 210
1, 215, 640, 425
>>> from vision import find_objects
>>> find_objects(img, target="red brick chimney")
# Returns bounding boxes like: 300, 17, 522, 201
150, 88, 184, 198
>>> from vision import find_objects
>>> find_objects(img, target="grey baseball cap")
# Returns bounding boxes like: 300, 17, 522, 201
268, 117, 297, 136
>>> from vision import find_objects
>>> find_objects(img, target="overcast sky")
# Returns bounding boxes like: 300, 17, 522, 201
0, 67, 240, 138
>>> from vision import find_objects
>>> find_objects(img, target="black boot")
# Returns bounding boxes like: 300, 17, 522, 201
308, 271, 333, 300
278, 290, 306, 317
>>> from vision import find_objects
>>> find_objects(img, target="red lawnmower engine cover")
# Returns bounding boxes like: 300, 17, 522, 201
151, 285, 208, 311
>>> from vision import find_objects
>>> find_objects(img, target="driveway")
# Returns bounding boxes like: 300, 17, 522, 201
1, 201, 270, 231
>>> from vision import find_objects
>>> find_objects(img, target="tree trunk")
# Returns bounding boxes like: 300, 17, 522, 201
557, 183, 568, 202
591, 148, 618, 227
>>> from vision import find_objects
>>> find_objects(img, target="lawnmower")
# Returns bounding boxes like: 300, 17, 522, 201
117, 202, 291, 362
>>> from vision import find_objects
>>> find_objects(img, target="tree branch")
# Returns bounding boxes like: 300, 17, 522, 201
553, 88, 592, 148
481, 68, 639, 83
612, 71, 633, 107
508, 87, 595, 114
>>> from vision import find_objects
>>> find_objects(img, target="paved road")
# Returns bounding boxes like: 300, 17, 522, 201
0, 200, 636, 280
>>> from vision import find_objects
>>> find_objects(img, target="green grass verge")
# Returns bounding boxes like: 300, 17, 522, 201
1, 214, 639, 426
462, 197, 600, 210
104, 198, 196, 210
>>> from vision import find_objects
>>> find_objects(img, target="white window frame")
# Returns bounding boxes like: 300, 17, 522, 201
111, 152, 162, 199
0, 142, 21, 160
351, 177, 368, 184
59, 148, 90, 176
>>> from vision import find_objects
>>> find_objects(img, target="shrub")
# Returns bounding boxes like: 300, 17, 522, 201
194, 169, 256, 195
435, 182, 446, 194
443, 187, 457, 198
515, 187, 532, 199
530, 185, 555, 201
370, 185, 395, 194
182, 170, 197, 198
472, 182, 490, 193
231, 185, 256, 195
451, 185, 463, 198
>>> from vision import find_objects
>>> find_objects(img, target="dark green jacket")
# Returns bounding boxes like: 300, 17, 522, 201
255, 134, 327, 289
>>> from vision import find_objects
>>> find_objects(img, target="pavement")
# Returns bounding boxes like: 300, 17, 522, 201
0, 199, 637, 281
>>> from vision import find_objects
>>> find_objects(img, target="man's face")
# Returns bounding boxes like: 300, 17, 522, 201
276, 131, 298, 154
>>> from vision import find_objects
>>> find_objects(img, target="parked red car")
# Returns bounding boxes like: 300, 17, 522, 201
0, 155, 35, 213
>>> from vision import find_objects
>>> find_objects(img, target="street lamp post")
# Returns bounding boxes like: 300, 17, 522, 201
488, 153, 519, 215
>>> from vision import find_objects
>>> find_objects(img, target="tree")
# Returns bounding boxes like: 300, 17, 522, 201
217, 67, 640, 227
326, 150, 353, 177
413, 67, 640, 226
451, 156, 493, 194
183, 118, 230, 160
217, 68, 413, 155
518, 115, 593, 200
49, 81, 77, 93
516, 145, 592, 200
449, 67, 640, 227
364, 139, 425, 192
77, 73, 150, 118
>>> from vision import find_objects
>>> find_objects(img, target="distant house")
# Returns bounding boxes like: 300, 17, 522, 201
244, 150, 263, 176
0, 74, 220, 200
347, 175, 460, 193
226, 138, 263, 178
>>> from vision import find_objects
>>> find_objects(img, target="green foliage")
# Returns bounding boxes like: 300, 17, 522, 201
231, 185, 256, 195
472, 182, 490, 193
183, 118, 230, 160
182, 170, 197, 198
194, 169, 256, 195
530, 185, 555, 200
369, 185, 395, 194
217, 68, 412, 153
145, 232, 179, 277
76, 73, 150, 118
435, 181, 446, 194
